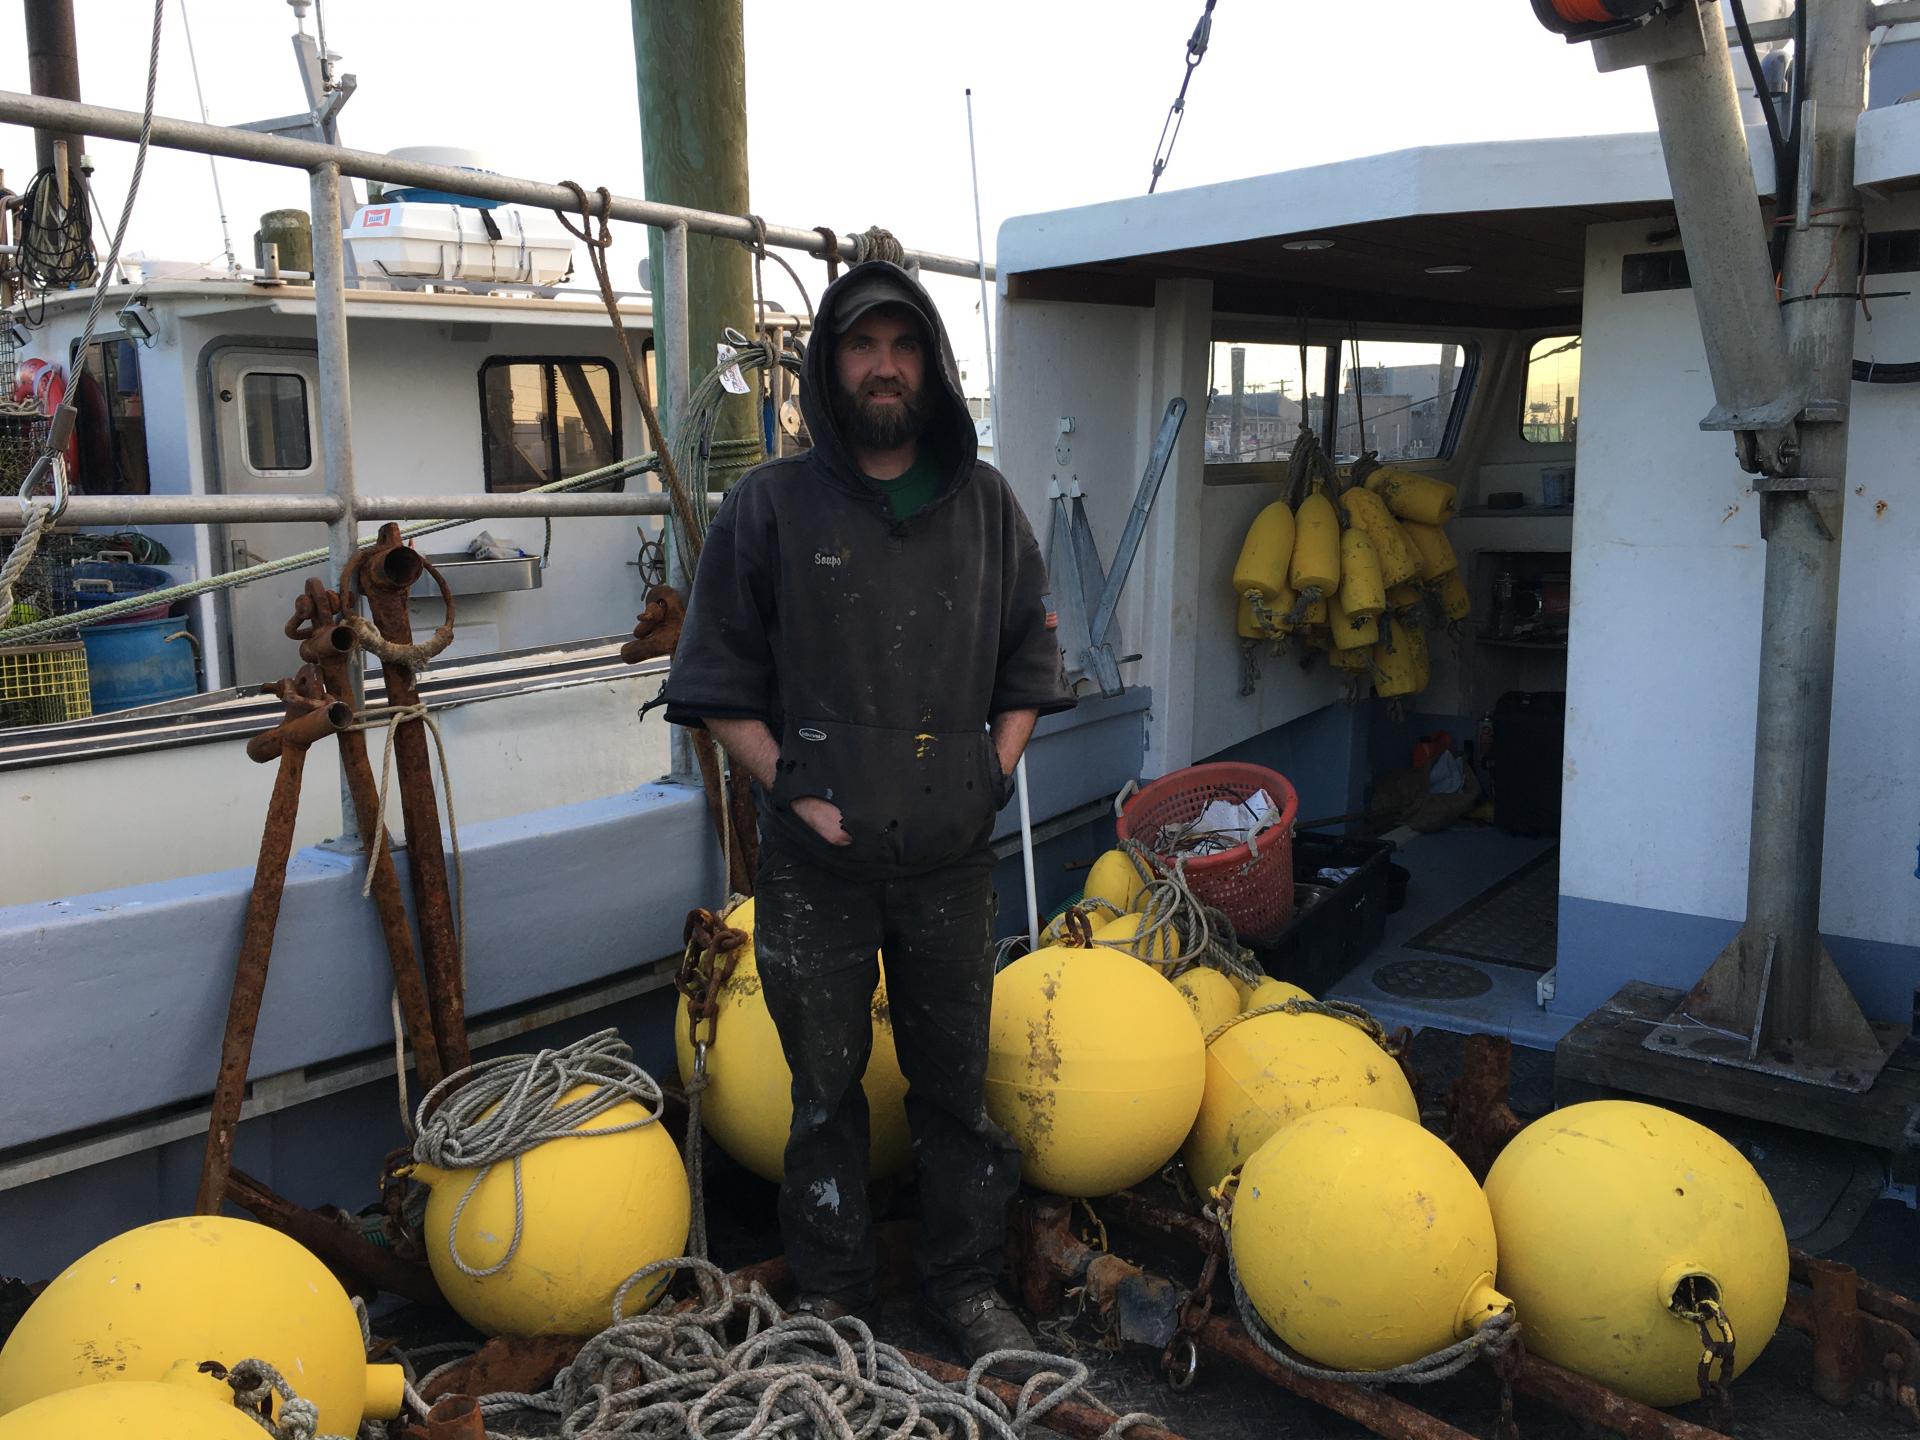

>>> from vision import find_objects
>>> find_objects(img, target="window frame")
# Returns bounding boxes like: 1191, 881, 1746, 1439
72, 336, 154, 495
477, 355, 625, 494
238, 369, 315, 477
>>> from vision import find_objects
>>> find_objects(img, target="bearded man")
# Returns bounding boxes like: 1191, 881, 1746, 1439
663, 262, 1072, 1365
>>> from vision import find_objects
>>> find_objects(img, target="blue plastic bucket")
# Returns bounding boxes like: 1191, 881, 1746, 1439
79, 616, 198, 713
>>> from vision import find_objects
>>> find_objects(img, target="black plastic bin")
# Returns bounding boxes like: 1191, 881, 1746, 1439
1247, 831, 1396, 997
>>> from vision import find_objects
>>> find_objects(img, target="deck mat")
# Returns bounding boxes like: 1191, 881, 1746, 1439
1406, 846, 1559, 972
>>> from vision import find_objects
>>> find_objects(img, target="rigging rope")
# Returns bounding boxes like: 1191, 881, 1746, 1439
1148, 1, 1218, 194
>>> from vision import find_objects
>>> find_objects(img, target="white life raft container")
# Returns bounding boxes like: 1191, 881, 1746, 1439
344, 201, 574, 287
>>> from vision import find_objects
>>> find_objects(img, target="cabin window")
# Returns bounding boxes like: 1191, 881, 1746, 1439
480, 357, 623, 494
1204, 338, 1474, 472
74, 339, 150, 494
241, 371, 313, 473
1521, 335, 1580, 444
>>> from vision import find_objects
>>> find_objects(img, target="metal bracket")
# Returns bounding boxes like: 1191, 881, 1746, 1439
1591, 0, 1704, 73
1751, 474, 1841, 493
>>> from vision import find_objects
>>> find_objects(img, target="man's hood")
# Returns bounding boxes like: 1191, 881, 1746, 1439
801, 261, 979, 491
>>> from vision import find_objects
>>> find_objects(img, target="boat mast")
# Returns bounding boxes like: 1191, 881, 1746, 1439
1547, 0, 1885, 1084
22, 0, 84, 189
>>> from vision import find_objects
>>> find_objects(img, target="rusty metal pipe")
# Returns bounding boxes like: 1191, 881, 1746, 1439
895, 1347, 1195, 1440
309, 634, 445, 1092
1793, 1249, 1920, 1336
422, 1395, 487, 1440
195, 700, 347, 1215
358, 524, 469, 1076
243, 698, 351, 763
223, 1167, 442, 1307
1807, 1258, 1863, 1406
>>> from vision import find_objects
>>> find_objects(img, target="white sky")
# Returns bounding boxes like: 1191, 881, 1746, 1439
0, 1, 1658, 389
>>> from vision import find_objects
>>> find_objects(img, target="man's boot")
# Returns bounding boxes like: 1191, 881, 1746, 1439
919, 1289, 1047, 1378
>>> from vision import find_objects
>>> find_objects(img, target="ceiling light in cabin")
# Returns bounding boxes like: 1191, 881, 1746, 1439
1282, 238, 1336, 252
1555, 285, 1583, 294
1425, 264, 1472, 275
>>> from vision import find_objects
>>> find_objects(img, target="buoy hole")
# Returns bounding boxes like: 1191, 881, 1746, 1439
1669, 1273, 1721, 1315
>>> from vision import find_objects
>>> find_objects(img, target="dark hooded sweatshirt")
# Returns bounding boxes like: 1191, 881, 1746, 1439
662, 262, 1074, 880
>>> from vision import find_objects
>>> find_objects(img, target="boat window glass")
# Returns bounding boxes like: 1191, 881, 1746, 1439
75, 339, 150, 494
240, 371, 312, 473
480, 357, 623, 493
1205, 338, 1474, 469
1204, 343, 1334, 466
1521, 335, 1580, 444
1338, 342, 1472, 462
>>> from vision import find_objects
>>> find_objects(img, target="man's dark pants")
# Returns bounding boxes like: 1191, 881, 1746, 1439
753, 827, 1022, 1308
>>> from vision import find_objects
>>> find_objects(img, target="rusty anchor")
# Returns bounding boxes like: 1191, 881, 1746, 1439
288, 579, 445, 1093
346, 524, 471, 1077
193, 682, 351, 1215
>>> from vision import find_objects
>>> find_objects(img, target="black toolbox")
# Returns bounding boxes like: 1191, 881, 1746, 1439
1248, 831, 1396, 996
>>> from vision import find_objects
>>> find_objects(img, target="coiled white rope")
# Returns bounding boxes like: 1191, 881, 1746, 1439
411, 1030, 666, 1279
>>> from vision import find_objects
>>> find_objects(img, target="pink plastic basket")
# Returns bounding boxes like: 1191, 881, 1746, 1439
1116, 762, 1299, 941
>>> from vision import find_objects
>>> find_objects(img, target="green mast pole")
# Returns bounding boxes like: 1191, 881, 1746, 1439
631, 0, 762, 488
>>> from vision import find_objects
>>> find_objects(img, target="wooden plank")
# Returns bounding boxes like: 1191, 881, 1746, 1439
1556, 984, 1920, 1155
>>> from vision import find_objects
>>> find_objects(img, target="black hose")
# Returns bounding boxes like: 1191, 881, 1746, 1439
1853, 359, 1920, 384
1727, 0, 1788, 178
14, 165, 97, 294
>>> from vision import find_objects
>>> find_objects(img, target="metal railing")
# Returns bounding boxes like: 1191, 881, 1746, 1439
0, 84, 996, 802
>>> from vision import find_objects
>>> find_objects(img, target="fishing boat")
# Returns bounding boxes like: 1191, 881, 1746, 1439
1, 2, 1917, 1435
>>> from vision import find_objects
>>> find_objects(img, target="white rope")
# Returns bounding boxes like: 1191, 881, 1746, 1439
469, 1257, 1164, 1440
410, 1030, 666, 1281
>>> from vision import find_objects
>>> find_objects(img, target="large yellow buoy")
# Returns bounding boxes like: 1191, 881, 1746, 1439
1084, 849, 1149, 916
1172, 966, 1241, 1036
1484, 1101, 1788, 1406
0, 1217, 404, 1434
1231, 1108, 1509, 1371
1246, 977, 1313, 1009
987, 945, 1204, 1197
0, 1365, 266, 1440
1232, 501, 1296, 603
410, 1083, 690, 1337
674, 913, 911, 1186
1091, 911, 1178, 966
1183, 1008, 1416, 1191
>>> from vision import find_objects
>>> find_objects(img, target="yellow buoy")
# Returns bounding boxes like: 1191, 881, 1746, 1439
411, 1082, 690, 1336
986, 945, 1204, 1197
1329, 644, 1373, 676
1232, 502, 1296, 602
1236, 593, 1267, 640
1289, 486, 1341, 596
1338, 529, 1386, 619
1434, 569, 1472, 621
1385, 582, 1424, 611
1231, 1108, 1510, 1371
1084, 849, 1149, 916
1091, 911, 1178, 966
1183, 1009, 1416, 1192
0, 1366, 266, 1440
1172, 967, 1242, 1036
1246, 977, 1313, 1009
674, 924, 911, 1186
0, 1217, 404, 1434
1484, 1101, 1788, 1407
1373, 617, 1427, 698
1327, 593, 1378, 651
1340, 487, 1421, 586
1401, 521, 1459, 581
1364, 466, 1459, 526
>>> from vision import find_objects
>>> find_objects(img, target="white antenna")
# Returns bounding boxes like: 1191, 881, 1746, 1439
966, 86, 1040, 954
180, 0, 238, 275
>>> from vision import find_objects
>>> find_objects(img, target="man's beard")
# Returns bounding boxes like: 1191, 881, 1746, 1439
833, 377, 928, 451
